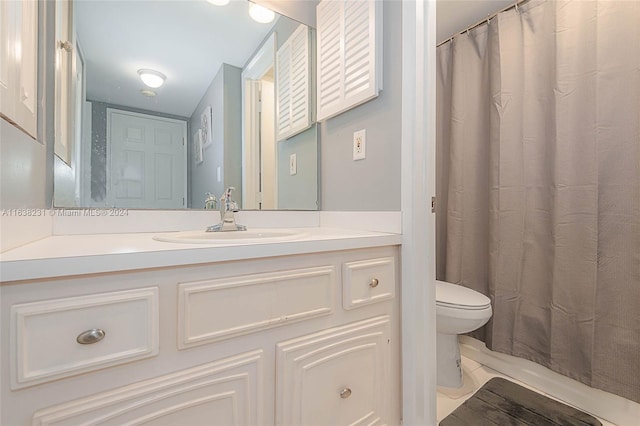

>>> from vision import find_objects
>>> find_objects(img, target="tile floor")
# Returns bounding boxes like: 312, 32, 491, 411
436, 356, 616, 425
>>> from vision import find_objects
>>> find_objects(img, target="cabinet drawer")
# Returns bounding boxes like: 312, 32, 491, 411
178, 266, 335, 348
10, 287, 159, 389
342, 257, 395, 309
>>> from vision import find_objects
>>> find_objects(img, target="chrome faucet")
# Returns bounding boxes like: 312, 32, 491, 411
206, 187, 246, 232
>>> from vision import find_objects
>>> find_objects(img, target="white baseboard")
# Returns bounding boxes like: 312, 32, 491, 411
459, 336, 640, 426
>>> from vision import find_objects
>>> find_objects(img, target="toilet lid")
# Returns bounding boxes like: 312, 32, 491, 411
436, 280, 491, 310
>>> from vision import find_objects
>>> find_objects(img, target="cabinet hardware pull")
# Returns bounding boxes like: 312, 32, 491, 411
339, 388, 352, 399
369, 278, 379, 288
76, 328, 106, 344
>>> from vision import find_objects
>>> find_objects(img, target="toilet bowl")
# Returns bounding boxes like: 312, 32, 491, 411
436, 280, 492, 388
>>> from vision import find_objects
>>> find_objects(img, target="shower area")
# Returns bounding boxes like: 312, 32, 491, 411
436, 0, 639, 409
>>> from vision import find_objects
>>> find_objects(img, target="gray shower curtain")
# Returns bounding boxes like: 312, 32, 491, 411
436, 0, 640, 403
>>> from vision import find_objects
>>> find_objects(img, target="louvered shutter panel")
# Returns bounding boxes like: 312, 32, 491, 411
316, 0, 382, 121
276, 24, 311, 141
276, 41, 292, 138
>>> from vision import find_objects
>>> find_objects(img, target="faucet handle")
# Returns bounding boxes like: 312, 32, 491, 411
221, 187, 239, 212
221, 187, 235, 200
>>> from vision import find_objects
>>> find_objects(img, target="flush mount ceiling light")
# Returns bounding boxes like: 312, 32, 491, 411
138, 69, 166, 88
249, 3, 275, 23
140, 89, 157, 97
206, 0, 230, 5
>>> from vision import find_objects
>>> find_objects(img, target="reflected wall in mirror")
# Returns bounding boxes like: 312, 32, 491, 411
54, 0, 317, 210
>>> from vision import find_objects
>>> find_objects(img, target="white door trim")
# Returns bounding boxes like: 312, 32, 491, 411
242, 33, 276, 209
106, 108, 187, 208
401, 1, 437, 425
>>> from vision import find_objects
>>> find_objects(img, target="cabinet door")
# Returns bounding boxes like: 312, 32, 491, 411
0, 0, 38, 138
316, 0, 382, 121
276, 316, 391, 426
276, 24, 311, 140
33, 350, 264, 426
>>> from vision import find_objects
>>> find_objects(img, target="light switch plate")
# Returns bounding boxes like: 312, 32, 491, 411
290, 153, 297, 175
353, 129, 366, 160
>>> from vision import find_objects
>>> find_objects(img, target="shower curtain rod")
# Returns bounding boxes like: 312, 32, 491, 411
436, 0, 532, 48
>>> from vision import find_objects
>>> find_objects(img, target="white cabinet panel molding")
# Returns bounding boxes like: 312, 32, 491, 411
10, 287, 159, 389
32, 350, 264, 426
276, 24, 312, 140
178, 266, 335, 348
276, 316, 391, 425
343, 256, 396, 310
316, 0, 382, 121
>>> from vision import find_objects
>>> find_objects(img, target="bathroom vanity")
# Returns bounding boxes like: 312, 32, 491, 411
0, 228, 402, 425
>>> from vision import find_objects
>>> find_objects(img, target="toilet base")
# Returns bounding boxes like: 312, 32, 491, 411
437, 333, 463, 388
437, 367, 478, 399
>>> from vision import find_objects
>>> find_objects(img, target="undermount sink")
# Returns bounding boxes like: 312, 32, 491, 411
153, 229, 306, 244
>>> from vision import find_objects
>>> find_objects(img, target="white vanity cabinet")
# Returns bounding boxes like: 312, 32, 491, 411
0, 246, 400, 426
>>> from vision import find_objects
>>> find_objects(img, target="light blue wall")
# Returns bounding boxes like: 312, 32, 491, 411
271, 16, 318, 209
246, 0, 401, 212
319, 0, 402, 211
278, 125, 318, 209
0, 120, 47, 209
189, 64, 243, 208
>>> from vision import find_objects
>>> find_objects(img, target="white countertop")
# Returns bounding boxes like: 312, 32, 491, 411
0, 228, 402, 282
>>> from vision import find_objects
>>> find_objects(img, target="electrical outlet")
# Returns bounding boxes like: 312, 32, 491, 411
353, 129, 366, 160
289, 153, 297, 175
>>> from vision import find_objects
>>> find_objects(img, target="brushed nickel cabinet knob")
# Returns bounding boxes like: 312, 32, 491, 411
340, 387, 352, 399
76, 328, 105, 344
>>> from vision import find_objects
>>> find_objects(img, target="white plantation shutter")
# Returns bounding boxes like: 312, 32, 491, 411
276, 24, 311, 141
277, 42, 292, 138
316, 0, 382, 121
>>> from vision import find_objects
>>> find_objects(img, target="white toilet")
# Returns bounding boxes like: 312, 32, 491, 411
436, 280, 492, 388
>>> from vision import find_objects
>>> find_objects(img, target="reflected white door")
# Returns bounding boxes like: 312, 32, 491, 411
108, 109, 187, 208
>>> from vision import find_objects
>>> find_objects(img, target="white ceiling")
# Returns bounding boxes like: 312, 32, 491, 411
436, 0, 514, 44
76, 0, 281, 117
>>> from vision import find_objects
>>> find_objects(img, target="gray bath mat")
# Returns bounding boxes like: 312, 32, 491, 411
440, 377, 602, 425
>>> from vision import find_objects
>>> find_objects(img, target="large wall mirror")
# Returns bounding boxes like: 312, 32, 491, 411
54, 0, 317, 211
